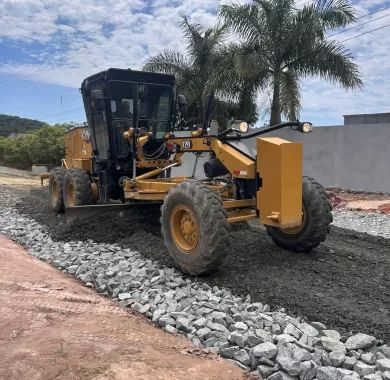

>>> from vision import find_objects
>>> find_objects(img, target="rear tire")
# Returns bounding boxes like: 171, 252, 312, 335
49, 167, 66, 212
63, 169, 93, 208
266, 176, 333, 252
161, 181, 230, 275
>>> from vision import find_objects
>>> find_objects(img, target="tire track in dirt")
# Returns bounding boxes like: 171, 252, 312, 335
0, 235, 246, 380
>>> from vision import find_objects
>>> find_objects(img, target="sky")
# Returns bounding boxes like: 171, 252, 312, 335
0, 0, 389, 127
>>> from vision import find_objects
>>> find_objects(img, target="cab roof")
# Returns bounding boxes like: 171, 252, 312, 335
81, 68, 176, 89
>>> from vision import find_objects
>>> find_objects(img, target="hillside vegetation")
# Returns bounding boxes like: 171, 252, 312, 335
0, 114, 45, 137
0, 125, 66, 170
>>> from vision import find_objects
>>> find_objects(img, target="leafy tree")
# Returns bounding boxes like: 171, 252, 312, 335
220, 0, 362, 125
0, 136, 6, 160
28, 126, 66, 165
144, 15, 258, 129
0, 134, 31, 169
0, 125, 66, 169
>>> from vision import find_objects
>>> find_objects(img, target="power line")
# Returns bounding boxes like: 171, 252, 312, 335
20, 96, 81, 114
43, 111, 85, 120
329, 12, 390, 37
0, 77, 79, 95
296, 2, 390, 19
28, 108, 85, 121
31, 106, 84, 119
340, 23, 390, 42
15, 102, 84, 119
294, 3, 390, 40
357, 6, 390, 20
5, 94, 81, 114
44, 116, 86, 124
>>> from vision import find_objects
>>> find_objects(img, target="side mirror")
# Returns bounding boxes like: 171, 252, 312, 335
177, 94, 187, 114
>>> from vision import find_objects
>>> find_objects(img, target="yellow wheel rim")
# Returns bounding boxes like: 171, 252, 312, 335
280, 207, 306, 235
51, 180, 60, 204
170, 205, 199, 254
66, 182, 76, 207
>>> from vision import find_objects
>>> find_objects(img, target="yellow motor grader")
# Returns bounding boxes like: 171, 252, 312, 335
48, 68, 332, 275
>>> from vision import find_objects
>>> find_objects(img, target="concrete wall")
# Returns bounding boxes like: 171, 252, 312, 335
31, 164, 55, 176
258, 123, 390, 193
172, 123, 390, 193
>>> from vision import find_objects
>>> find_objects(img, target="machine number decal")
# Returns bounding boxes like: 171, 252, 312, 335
233, 169, 248, 177
181, 140, 192, 149
82, 129, 91, 142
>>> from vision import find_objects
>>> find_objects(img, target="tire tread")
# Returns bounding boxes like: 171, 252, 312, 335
63, 169, 93, 207
49, 167, 66, 212
161, 181, 230, 275
266, 176, 332, 252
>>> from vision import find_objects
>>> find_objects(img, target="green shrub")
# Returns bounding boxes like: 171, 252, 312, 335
0, 124, 67, 170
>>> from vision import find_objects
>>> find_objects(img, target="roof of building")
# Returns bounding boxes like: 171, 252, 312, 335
343, 112, 390, 117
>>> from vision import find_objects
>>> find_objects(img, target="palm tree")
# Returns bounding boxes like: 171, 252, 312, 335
144, 15, 258, 128
220, 0, 363, 125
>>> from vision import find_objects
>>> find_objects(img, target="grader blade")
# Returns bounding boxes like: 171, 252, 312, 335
65, 203, 160, 223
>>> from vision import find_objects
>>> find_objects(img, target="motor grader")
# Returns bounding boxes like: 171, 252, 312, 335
48, 68, 332, 275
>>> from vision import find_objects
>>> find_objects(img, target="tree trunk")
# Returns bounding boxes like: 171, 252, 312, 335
270, 75, 282, 126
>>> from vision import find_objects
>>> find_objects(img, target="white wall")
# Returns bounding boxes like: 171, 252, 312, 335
172, 124, 390, 193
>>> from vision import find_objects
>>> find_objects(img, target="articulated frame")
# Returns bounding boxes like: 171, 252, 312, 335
60, 125, 303, 229
120, 131, 258, 224
122, 132, 302, 228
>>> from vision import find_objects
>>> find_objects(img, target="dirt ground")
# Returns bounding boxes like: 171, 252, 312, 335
0, 235, 246, 380
7, 184, 389, 345
0, 173, 41, 186
328, 188, 390, 214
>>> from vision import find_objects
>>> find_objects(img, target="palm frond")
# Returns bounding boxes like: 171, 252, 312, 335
210, 21, 229, 47
297, 40, 363, 89
208, 42, 270, 98
220, 3, 267, 43
291, 5, 325, 42
179, 14, 205, 60
143, 50, 189, 75
232, 43, 269, 79
313, 0, 357, 29
289, 0, 356, 57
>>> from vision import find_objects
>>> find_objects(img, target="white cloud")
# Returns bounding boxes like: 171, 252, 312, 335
0, 0, 389, 124
0, 0, 228, 87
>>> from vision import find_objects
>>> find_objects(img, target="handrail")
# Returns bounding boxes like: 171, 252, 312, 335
219, 121, 302, 141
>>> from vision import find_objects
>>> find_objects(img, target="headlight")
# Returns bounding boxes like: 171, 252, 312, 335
298, 122, 313, 133
239, 121, 249, 133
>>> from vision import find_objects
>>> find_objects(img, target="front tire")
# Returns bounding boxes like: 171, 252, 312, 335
266, 176, 332, 252
161, 181, 230, 275
49, 167, 66, 212
63, 169, 93, 208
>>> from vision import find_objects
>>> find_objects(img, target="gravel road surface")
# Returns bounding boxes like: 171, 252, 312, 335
333, 210, 390, 239
3, 185, 389, 343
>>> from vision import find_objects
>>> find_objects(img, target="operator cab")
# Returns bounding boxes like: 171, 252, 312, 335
80, 68, 177, 201
81, 68, 177, 165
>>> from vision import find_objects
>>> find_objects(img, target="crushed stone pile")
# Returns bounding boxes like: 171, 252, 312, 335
332, 210, 390, 239
1, 207, 390, 380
